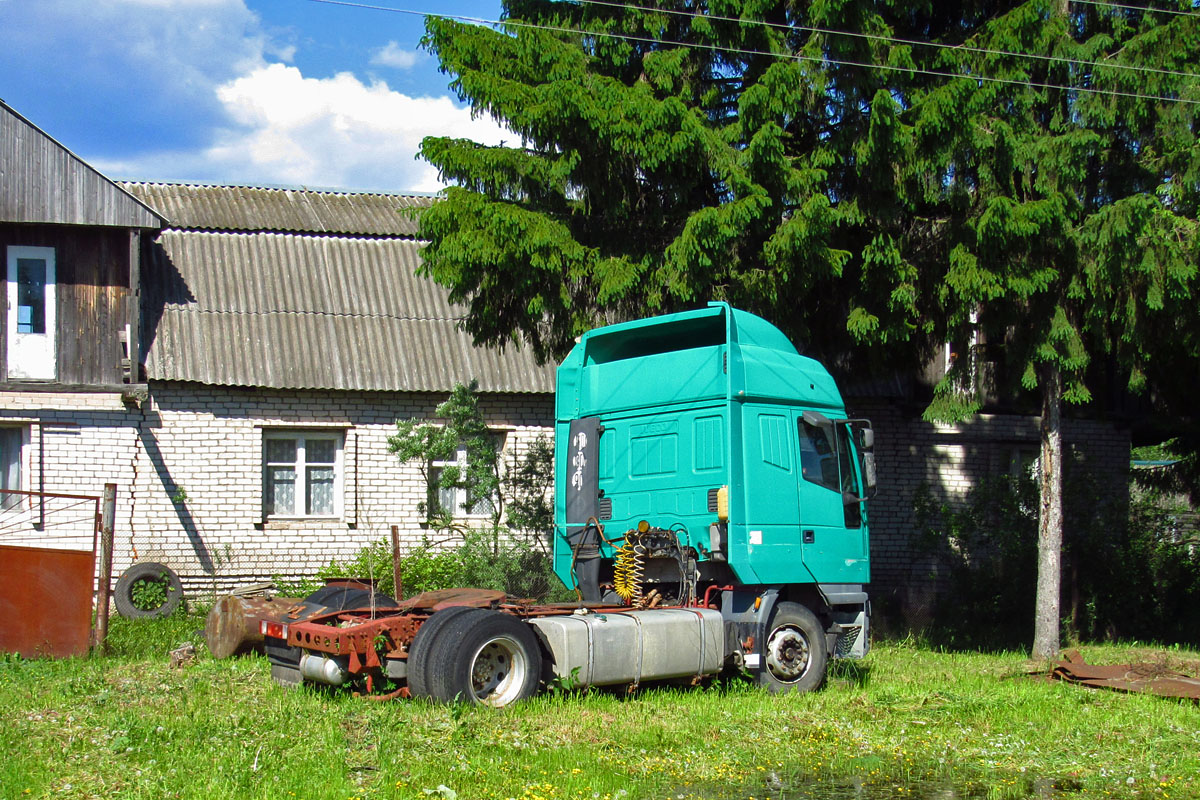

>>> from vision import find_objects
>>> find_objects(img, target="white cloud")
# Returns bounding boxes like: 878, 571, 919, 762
95, 63, 509, 193
371, 41, 421, 70
0, 0, 271, 151
270, 43, 298, 63
4, 0, 500, 193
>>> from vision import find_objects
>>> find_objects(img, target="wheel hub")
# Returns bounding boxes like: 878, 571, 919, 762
765, 624, 810, 682
468, 636, 527, 706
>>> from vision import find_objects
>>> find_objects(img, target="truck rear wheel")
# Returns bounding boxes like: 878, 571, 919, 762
426, 610, 543, 707
756, 601, 827, 693
406, 606, 486, 699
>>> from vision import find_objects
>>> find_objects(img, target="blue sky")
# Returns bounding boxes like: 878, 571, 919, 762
0, 0, 508, 192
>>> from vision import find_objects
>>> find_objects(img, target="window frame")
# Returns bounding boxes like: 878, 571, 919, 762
427, 431, 507, 521
797, 418, 863, 529
798, 419, 840, 493
262, 429, 345, 520
0, 426, 27, 512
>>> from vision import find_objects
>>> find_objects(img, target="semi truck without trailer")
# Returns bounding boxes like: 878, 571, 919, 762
260, 302, 876, 706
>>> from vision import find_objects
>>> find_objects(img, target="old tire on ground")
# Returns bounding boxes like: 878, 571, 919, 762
406, 607, 487, 700
113, 562, 184, 619
426, 610, 543, 707
756, 601, 828, 694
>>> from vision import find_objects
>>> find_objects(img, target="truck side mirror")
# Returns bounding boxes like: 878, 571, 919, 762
859, 428, 874, 450
862, 452, 877, 492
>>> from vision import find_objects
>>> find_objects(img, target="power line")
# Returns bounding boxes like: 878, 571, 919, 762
304, 0, 1200, 105
563, 0, 1200, 82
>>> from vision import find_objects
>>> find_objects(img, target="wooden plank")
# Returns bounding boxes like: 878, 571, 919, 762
128, 230, 141, 383
1, 102, 163, 228
1, 225, 130, 386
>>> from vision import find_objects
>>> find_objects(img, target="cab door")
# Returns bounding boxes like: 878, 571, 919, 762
794, 412, 868, 583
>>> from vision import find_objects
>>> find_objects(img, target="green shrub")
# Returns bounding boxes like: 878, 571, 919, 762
912, 458, 1200, 648
317, 531, 572, 602
912, 475, 1038, 649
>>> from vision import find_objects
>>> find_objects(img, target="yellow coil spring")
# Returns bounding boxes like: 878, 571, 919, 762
613, 539, 646, 605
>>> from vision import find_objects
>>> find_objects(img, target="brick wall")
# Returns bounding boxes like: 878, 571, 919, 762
4, 387, 1132, 609
128, 383, 555, 595
0, 392, 139, 551
849, 397, 1131, 618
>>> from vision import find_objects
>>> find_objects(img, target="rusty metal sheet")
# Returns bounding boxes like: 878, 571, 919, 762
0, 544, 95, 658
395, 587, 507, 613
1051, 650, 1200, 701
288, 613, 422, 661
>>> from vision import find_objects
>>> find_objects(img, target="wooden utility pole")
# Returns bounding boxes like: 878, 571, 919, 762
91, 483, 118, 654
390, 524, 403, 599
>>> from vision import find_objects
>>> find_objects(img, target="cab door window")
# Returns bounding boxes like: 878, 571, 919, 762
798, 420, 861, 529
835, 425, 862, 528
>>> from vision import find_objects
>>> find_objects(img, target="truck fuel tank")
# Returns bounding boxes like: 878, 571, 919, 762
527, 607, 724, 688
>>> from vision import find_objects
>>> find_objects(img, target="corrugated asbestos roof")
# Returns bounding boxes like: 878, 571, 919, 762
122, 182, 431, 236
1, 101, 164, 229
136, 184, 554, 394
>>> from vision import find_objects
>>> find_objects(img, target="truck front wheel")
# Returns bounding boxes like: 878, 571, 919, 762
757, 602, 827, 693
427, 610, 543, 707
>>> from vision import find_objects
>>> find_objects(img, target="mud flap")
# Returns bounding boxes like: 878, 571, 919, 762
565, 417, 602, 601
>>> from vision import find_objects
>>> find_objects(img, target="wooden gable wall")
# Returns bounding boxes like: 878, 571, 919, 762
1, 224, 138, 387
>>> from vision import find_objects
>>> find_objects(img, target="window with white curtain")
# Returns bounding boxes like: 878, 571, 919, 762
0, 427, 24, 511
263, 430, 343, 518
429, 441, 501, 519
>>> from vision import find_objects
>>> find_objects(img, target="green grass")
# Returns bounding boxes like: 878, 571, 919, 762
1, 615, 1197, 800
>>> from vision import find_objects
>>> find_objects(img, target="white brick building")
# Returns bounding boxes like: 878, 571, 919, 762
126, 385, 553, 593
108, 182, 558, 594
1, 101, 558, 597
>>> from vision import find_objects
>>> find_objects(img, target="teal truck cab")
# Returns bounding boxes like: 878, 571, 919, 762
553, 302, 874, 692
258, 303, 874, 704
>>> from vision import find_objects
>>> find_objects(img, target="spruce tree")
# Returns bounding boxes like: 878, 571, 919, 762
417, 0, 951, 369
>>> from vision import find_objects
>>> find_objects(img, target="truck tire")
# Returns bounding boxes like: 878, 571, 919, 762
312, 587, 397, 613
756, 601, 827, 693
426, 610, 543, 707
406, 606, 486, 700
113, 562, 184, 619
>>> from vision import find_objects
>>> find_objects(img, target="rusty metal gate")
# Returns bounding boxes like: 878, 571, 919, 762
0, 487, 115, 657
